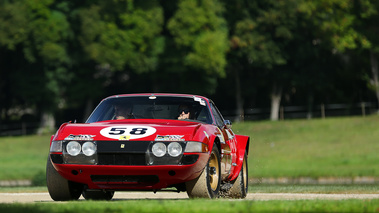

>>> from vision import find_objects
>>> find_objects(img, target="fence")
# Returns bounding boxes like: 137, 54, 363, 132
0, 122, 40, 136
222, 102, 378, 121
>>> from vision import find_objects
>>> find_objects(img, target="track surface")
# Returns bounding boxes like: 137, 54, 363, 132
1, 192, 379, 203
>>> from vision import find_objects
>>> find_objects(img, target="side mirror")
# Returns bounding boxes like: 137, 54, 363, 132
224, 120, 232, 129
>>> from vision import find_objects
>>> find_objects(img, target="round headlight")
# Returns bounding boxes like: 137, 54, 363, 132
82, 142, 97, 156
152, 143, 166, 157
66, 141, 81, 156
167, 142, 182, 157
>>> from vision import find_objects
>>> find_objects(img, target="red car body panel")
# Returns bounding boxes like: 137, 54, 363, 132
52, 154, 209, 190
49, 93, 249, 191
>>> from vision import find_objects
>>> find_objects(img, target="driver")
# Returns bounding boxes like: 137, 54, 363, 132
177, 104, 192, 120
114, 103, 134, 119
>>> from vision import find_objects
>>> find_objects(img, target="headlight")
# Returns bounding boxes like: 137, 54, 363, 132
185, 142, 208, 153
66, 141, 81, 156
82, 142, 97, 156
167, 142, 182, 157
50, 141, 62, 152
152, 142, 166, 157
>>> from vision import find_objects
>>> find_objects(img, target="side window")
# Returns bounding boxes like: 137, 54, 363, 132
210, 102, 224, 127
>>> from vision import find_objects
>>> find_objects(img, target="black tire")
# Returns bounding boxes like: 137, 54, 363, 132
186, 144, 221, 198
46, 156, 83, 201
82, 189, 115, 200
226, 153, 248, 198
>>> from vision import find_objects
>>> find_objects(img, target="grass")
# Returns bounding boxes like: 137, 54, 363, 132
1, 185, 379, 212
232, 115, 379, 178
1, 199, 379, 213
2, 185, 379, 194
0, 187, 47, 193
251, 184, 379, 194
1, 115, 379, 182
0, 135, 50, 180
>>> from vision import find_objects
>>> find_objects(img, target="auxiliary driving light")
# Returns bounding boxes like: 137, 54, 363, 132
152, 142, 166, 157
167, 142, 182, 157
82, 142, 97, 156
66, 141, 81, 156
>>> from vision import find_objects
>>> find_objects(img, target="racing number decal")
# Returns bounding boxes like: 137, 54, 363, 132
130, 128, 147, 135
109, 128, 127, 135
108, 127, 147, 135
100, 126, 156, 140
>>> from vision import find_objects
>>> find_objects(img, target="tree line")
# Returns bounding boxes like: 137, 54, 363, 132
1, 0, 378, 131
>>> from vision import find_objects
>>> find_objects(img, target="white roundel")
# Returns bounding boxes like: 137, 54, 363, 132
100, 125, 156, 140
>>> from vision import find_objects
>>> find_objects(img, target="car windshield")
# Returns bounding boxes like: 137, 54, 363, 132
86, 96, 212, 124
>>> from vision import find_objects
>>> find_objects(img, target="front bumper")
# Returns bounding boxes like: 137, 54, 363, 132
50, 140, 209, 190
51, 153, 208, 190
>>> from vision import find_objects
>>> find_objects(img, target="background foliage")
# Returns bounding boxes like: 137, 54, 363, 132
1, 0, 379, 127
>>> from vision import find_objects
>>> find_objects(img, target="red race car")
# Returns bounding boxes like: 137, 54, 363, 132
47, 93, 249, 200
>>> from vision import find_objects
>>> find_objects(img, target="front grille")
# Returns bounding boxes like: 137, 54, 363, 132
97, 141, 151, 153
96, 141, 149, 165
97, 153, 146, 165
91, 175, 159, 185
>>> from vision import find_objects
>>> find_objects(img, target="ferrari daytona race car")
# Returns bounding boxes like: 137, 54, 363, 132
47, 93, 249, 200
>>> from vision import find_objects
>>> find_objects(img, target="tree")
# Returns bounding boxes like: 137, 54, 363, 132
166, 0, 229, 94
0, 0, 72, 132
222, 0, 374, 121
352, 0, 379, 111
1, 0, 379, 129
0, 0, 166, 126
224, 0, 303, 120
64, 0, 165, 120
299, 0, 376, 113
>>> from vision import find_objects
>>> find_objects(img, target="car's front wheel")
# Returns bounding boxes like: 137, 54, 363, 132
186, 144, 221, 198
46, 156, 83, 201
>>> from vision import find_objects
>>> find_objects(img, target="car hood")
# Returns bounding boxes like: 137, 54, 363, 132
54, 119, 204, 142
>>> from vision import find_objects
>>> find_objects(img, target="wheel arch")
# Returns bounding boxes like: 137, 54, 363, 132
236, 134, 249, 157
212, 136, 222, 156
230, 135, 250, 181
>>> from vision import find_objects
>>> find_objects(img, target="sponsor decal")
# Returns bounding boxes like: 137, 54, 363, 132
155, 135, 184, 141
119, 135, 130, 141
100, 125, 156, 140
65, 134, 95, 141
194, 97, 206, 106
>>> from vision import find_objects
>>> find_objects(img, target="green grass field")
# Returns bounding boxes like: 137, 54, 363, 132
0, 135, 50, 181
1, 115, 379, 182
233, 115, 379, 178
2, 185, 379, 212
1, 199, 379, 213
2, 185, 379, 193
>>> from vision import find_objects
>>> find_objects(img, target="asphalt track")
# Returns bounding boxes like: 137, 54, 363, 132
1, 192, 379, 203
